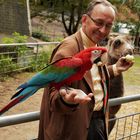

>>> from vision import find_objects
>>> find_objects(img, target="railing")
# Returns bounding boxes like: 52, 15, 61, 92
109, 95, 140, 140
0, 94, 140, 140
0, 42, 60, 75
0, 42, 60, 47
0, 94, 139, 127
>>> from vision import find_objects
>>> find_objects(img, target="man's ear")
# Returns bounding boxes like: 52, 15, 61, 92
81, 14, 87, 26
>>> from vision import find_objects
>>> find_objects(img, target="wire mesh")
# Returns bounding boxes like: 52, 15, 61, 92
109, 112, 140, 140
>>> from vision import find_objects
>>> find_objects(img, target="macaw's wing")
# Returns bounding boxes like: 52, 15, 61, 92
17, 57, 83, 89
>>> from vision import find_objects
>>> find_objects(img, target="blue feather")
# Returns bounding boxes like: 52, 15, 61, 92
16, 86, 39, 102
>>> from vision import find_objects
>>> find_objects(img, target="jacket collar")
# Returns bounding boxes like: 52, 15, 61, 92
74, 30, 94, 92
74, 30, 110, 94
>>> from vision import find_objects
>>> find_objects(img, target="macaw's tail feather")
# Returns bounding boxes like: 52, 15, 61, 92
0, 94, 28, 115
0, 86, 39, 115
16, 83, 28, 90
11, 88, 25, 99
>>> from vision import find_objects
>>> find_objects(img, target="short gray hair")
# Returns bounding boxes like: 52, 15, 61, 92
85, 0, 117, 15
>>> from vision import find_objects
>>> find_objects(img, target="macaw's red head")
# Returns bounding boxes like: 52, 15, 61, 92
75, 47, 107, 66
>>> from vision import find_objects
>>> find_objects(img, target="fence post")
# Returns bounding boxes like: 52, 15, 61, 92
35, 44, 39, 70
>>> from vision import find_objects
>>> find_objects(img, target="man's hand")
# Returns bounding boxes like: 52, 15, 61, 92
59, 87, 93, 104
115, 56, 134, 74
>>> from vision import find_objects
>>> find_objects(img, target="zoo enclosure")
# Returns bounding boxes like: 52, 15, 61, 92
0, 42, 140, 139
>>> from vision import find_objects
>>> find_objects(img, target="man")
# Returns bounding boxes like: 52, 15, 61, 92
38, 0, 133, 140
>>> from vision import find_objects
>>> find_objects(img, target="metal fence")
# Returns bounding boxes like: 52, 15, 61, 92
109, 112, 140, 140
0, 42, 59, 76
0, 94, 140, 140
109, 95, 140, 140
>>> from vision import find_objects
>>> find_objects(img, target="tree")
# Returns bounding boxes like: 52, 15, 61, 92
31, 0, 140, 39
49, 0, 91, 35
35, 0, 90, 35
60, 0, 87, 35
120, 0, 140, 47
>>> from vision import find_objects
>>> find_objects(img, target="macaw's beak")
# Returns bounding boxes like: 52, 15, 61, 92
94, 57, 101, 64
94, 52, 108, 66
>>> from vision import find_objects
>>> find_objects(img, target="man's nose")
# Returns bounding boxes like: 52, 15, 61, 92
99, 25, 108, 33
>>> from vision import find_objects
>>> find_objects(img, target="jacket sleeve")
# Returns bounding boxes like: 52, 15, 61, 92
107, 65, 115, 79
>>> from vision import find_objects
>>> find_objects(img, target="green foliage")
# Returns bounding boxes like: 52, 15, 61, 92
54, 37, 63, 42
29, 51, 51, 72
12, 32, 28, 43
32, 30, 43, 39
0, 55, 17, 73
2, 37, 14, 44
2, 32, 29, 55
0, 32, 52, 79
108, 0, 122, 5
112, 23, 121, 32
2, 32, 28, 44
32, 30, 50, 42
35, 0, 91, 35
0, 32, 28, 75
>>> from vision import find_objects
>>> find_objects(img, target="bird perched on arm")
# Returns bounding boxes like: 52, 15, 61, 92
0, 47, 107, 115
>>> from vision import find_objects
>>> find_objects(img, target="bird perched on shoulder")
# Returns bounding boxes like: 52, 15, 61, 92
0, 47, 107, 115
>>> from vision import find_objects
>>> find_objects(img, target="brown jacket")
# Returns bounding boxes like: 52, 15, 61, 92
38, 31, 114, 140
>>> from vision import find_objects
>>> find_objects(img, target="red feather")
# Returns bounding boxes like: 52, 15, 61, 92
52, 47, 107, 89
0, 94, 28, 115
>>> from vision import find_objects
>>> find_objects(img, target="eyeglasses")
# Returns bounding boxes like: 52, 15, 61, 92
86, 14, 113, 29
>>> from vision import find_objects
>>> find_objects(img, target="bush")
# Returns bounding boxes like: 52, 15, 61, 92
32, 30, 43, 39
0, 32, 29, 75
0, 32, 52, 78
32, 30, 50, 42
29, 50, 51, 72
2, 32, 28, 44
0, 55, 17, 73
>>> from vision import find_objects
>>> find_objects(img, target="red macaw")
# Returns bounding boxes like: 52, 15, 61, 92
0, 47, 107, 115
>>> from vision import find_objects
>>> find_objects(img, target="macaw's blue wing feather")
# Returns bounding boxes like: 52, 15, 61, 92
16, 72, 56, 90
17, 57, 83, 90
17, 66, 78, 90
12, 86, 39, 100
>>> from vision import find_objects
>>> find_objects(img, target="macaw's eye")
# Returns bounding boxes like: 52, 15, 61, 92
92, 50, 101, 55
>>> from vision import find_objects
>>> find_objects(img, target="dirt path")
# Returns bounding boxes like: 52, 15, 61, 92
0, 73, 42, 140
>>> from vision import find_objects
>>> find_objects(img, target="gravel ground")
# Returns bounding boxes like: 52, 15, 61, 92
0, 73, 42, 140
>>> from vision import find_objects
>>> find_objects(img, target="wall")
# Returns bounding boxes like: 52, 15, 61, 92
0, 0, 31, 35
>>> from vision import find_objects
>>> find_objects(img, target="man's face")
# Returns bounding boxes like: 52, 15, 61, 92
82, 4, 116, 44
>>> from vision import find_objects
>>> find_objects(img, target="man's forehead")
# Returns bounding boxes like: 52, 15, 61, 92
91, 4, 116, 18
